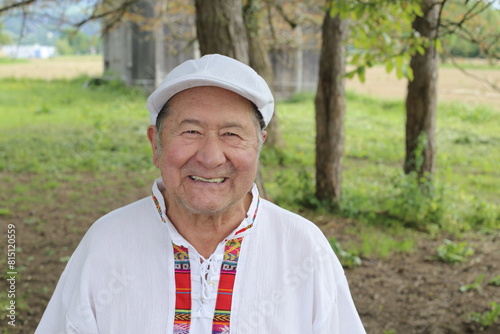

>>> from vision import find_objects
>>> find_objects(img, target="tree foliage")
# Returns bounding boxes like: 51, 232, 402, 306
329, 0, 424, 82
331, 0, 499, 82
440, 0, 500, 60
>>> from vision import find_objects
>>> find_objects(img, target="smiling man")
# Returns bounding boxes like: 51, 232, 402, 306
147, 85, 264, 259
36, 54, 365, 334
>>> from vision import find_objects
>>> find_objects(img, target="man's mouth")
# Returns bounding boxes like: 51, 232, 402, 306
189, 175, 226, 184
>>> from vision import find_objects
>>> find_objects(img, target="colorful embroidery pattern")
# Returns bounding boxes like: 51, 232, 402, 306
234, 198, 259, 235
170, 237, 245, 334
152, 194, 167, 224
153, 191, 259, 334
212, 237, 243, 333
173, 244, 191, 334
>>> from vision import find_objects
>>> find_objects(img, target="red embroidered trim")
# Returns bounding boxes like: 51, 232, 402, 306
173, 244, 191, 334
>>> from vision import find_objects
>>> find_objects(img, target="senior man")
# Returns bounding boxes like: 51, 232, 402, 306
36, 54, 366, 333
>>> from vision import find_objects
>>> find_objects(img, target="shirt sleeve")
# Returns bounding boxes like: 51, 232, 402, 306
35, 235, 100, 334
312, 238, 366, 334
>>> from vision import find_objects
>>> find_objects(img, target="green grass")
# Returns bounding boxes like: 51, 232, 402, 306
263, 90, 499, 235
343, 224, 416, 259
1, 77, 499, 259
0, 77, 154, 174
0, 58, 29, 65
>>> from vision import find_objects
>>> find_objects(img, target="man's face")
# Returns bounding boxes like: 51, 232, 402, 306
148, 86, 265, 217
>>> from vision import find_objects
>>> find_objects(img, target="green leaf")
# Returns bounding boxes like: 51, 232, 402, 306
469, 302, 500, 327
344, 70, 357, 79
412, 2, 424, 17
460, 274, 485, 292
353, 2, 369, 20
351, 53, 361, 66
416, 45, 426, 55
434, 39, 443, 52
488, 275, 500, 286
396, 65, 404, 79
329, 4, 339, 18
406, 66, 414, 81
385, 61, 394, 73
330, 237, 362, 269
394, 55, 405, 79
436, 239, 474, 264
357, 66, 366, 83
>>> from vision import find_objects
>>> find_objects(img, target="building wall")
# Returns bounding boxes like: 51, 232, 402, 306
1, 45, 56, 59
103, 1, 157, 91
130, 0, 156, 92
271, 48, 320, 99
103, 23, 133, 85
103, 1, 320, 99
154, 14, 198, 87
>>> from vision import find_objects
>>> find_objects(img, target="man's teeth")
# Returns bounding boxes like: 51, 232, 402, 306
190, 176, 226, 183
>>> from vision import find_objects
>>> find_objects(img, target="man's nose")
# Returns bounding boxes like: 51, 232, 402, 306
195, 135, 226, 168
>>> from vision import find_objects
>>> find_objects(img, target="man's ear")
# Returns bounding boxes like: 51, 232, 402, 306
147, 125, 159, 168
262, 130, 267, 143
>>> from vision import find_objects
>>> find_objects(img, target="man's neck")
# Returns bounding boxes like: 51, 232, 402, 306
165, 193, 252, 258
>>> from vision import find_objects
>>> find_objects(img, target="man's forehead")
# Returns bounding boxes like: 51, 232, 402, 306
168, 87, 255, 116
179, 115, 245, 128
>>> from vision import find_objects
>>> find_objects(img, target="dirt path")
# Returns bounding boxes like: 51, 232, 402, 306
346, 65, 500, 108
0, 56, 103, 80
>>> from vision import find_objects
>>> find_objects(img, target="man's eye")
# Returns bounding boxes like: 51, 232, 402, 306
224, 132, 237, 136
185, 130, 200, 134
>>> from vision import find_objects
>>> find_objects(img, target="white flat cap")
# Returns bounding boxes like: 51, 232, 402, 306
146, 54, 274, 128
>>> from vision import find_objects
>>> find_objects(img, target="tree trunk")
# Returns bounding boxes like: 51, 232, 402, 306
315, 10, 347, 204
243, 0, 283, 148
404, 0, 440, 180
194, 0, 249, 64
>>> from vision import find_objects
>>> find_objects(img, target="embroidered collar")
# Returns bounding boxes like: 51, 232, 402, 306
151, 178, 260, 243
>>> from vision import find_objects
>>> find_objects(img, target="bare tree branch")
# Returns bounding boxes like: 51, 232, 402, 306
435, 0, 449, 36
266, 3, 278, 45
73, 0, 138, 31
0, 0, 36, 13
268, 0, 297, 29
439, 0, 493, 37
445, 50, 500, 94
